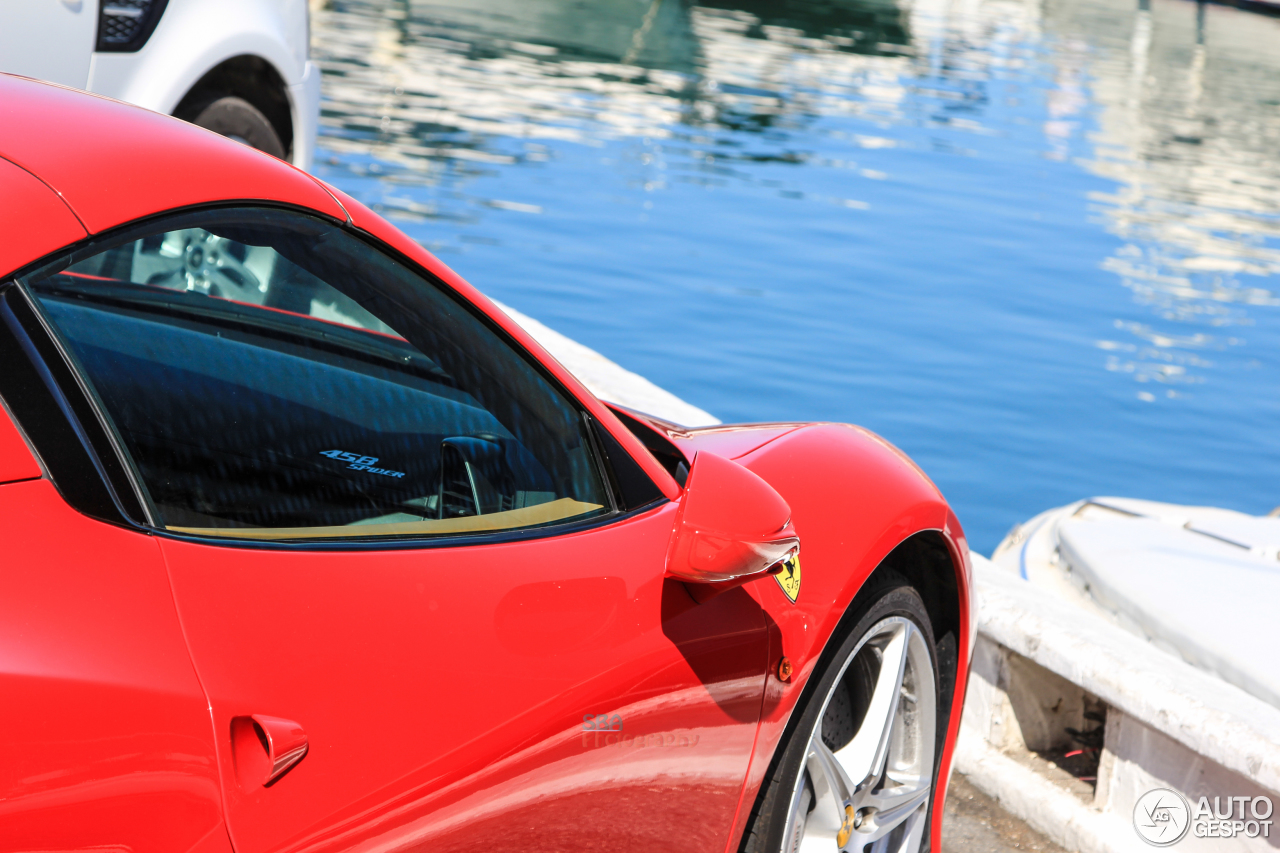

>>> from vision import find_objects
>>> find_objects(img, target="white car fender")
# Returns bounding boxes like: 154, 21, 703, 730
87, 0, 307, 119
289, 60, 321, 175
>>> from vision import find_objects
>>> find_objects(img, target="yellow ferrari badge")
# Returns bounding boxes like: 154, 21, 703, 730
837, 805, 856, 847
775, 553, 801, 603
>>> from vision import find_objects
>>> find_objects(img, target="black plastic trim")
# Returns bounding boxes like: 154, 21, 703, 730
590, 417, 665, 510
0, 284, 141, 525
607, 405, 691, 487
579, 411, 619, 512
96, 0, 170, 53
170, 55, 294, 160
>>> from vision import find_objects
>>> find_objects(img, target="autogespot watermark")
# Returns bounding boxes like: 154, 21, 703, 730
1133, 788, 1274, 846
579, 713, 700, 750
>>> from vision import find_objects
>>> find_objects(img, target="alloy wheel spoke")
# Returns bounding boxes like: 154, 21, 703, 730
158, 231, 188, 258
812, 733, 858, 809
147, 269, 185, 290
802, 726, 857, 840
837, 623, 911, 789
854, 782, 931, 843
783, 616, 935, 853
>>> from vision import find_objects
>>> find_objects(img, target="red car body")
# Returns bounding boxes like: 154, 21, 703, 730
0, 74, 973, 853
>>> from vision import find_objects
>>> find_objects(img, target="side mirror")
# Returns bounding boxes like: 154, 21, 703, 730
666, 451, 799, 603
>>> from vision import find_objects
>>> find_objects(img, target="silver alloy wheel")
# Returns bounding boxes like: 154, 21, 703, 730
137, 230, 270, 303
781, 615, 937, 853
161, 230, 263, 298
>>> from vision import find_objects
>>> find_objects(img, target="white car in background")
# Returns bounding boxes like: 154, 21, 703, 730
0, 0, 319, 170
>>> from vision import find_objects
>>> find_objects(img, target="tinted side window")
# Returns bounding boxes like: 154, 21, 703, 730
20, 208, 613, 539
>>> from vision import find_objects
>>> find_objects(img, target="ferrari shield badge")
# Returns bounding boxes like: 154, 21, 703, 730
775, 553, 801, 603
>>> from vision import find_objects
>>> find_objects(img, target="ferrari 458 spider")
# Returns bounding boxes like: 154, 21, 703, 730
0, 74, 973, 853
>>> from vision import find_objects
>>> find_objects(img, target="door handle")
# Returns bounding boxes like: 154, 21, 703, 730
231, 715, 308, 788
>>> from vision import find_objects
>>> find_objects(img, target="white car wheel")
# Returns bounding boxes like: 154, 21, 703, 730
192, 96, 286, 160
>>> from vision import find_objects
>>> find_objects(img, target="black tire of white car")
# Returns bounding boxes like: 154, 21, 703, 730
192, 96, 286, 160
742, 583, 941, 853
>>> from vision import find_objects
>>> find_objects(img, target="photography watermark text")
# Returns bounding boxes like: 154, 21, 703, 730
1134, 788, 1273, 846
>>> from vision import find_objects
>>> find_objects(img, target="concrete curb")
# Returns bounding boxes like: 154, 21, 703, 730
491, 300, 720, 428
954, 733, 1144, 853
971, 555, 1280, 793
961, 553, 1280, 852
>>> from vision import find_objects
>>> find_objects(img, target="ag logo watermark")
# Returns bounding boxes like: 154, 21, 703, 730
1133, 789, 1190, 846
1134, 788, 1274, 846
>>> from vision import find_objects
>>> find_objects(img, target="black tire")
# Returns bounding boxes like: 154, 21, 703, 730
742, 583, 942, 853
191, 96, 286, 160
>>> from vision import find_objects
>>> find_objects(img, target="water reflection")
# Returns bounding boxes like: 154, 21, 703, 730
312, 0, 1280, 548
1064, 0, 1280, 393
317, 0, 921, 159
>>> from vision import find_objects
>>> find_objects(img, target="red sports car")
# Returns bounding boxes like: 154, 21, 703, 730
0, 74, 973, 853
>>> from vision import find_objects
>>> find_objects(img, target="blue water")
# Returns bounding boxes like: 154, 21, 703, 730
313, 0, 1280, 552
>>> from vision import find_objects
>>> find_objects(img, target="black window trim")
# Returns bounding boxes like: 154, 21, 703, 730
582, 411, 623, 515
0, 283, 147, 527
606, 404, 691, 487
11, 280, 160, 527
0, 200, 669, 549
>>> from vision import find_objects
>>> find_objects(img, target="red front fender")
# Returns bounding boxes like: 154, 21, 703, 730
702, 423, 973, 853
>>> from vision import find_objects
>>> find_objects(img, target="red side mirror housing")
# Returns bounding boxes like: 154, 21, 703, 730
666, 451, 799, 602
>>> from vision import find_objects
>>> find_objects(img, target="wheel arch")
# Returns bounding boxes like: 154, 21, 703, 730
171, 55, 294, 162
860, 530, 964, 746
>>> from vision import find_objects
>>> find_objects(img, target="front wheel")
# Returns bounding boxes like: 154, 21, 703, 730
744, 585, 940, 853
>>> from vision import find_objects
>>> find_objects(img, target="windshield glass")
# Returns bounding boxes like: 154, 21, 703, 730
20, 207, 611, 540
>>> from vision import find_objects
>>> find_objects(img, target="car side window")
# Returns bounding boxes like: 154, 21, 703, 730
18, 207, 614, 540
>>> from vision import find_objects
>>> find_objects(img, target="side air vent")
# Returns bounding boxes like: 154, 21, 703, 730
96, 0, 170, 53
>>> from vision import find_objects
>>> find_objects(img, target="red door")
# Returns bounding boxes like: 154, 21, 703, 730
161, 503, 770, 852
0, 478, 226, 852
